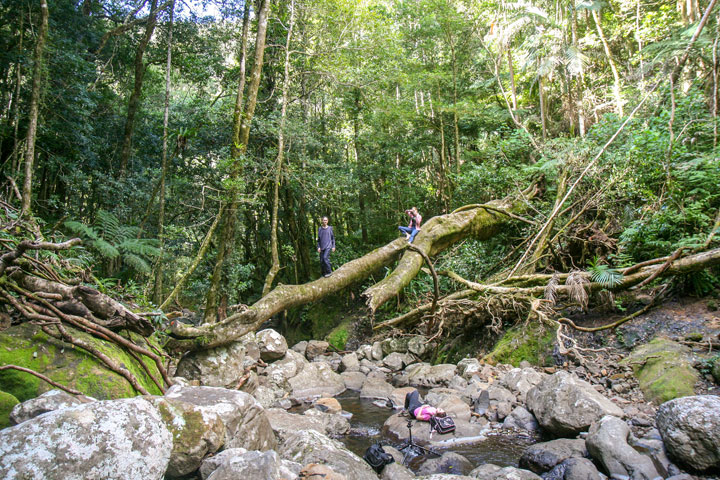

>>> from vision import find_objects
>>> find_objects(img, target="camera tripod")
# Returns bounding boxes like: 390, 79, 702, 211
398, 416, 438, 466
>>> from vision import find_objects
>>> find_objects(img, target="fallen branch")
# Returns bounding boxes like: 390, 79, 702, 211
0, 365, 82, 396
0, 238, 81, 276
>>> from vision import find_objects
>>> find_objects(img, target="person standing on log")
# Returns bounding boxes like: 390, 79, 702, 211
317, 216, 336, 277
399, 207, 422, 243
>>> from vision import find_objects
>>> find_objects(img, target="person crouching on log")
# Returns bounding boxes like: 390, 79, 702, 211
399, 207, 422, 243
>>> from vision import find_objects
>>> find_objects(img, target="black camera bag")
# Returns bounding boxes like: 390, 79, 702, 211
363, 443, 394, 473
429, 415, 456, 434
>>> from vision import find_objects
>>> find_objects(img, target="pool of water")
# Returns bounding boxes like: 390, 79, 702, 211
335, 392, 537, 470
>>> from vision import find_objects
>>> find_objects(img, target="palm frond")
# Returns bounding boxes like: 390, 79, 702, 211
566, 271, 590, 310
544, 274, 560, 306
587, 261, 624, 288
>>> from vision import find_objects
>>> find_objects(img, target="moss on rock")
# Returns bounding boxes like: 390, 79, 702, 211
0, 323, 162, 401
0, 390, 19, 429
622, 336, 698, 405
326, 321, 350, 351
484, 323, 555, 367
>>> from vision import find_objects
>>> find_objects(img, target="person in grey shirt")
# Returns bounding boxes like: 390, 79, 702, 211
317, 216, 336, 277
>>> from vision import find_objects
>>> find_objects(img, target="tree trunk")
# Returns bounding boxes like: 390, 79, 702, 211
153, 0, 174, 304
538, 73, 547, 141
10, 10, 24, 175
508, 48, 517, 110
263, 0, 295, 296
204, 0, 271, 322
20, 0, 49, 217
119, 0, 160, 176
168, 187, 539, 353
592, 9, 623, 117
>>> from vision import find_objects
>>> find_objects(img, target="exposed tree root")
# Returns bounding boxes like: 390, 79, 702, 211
0, 365, 83, 396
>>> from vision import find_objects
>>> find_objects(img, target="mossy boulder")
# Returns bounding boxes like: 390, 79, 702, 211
484, 323, 555, 367
0, 323, 163, 402
0, 391, 19, 429
621, 337, 698, 404
326, 320, 351, 351
712, 357, 720, 385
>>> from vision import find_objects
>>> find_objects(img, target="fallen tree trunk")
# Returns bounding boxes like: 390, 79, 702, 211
167, 186, 538, 353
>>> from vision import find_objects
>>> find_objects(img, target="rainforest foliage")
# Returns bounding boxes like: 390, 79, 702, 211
1, 0, 719, 328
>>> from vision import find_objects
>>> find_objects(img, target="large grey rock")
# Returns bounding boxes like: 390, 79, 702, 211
383, 352, 409, 371
487, 385, 516, 404
382, 412, 487, 448
0, 397, 172, 480
407, 336, 428, 356
381, 337, 411, 355
262, 349, 307, 390
519, 438, 588, 473
503, 406, 540, 431
357, 344, 372, 360
206, 450, 300, 480
199, 448, 247, 479
9, 389, 84, 425
175, 341, 248, 388
381, 461, 415, 480
586, 415, 661, 480
469, 464, 542, 480
418, 451, 474, 476
148, 397, 225, 478
279, 429, 379, 480
656, 395, 720, 471
263, 408, 327, 441
457, 358, 482, 380
341, 352, 360, 372
306, 340, 330, 360
361, 375, 395, 400
437, 394, 472, 422
526, 371, 624, 436
415, 476, 475, 480
371, 341, 384, 360
543, 458, 602, 480
288, 361, 346, 401
304, 408, 351, 436
406, 363, 457, 387
341, 371, 366, 391
165, 385, 276, 451
500, 368, 546, 402
256, 328, 288, 362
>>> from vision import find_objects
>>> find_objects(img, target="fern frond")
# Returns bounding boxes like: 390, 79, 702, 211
64, 220, 99, 240
123, 253, 151, 274
96, 210, 122, 243
117, 239, 162, 258
91, 238, 120, 259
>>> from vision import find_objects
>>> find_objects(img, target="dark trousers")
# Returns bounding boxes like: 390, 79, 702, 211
319, 248, 333, 275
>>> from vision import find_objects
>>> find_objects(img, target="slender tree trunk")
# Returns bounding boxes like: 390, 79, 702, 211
592, 9, 623, 116
230, 2, 251, 158
21, 0, 49, 216
119, 0, 160, 176
636, 0, 645, 90
11, 11, 24, 175
205, 0, 271, 322
538, 73, 547, 141
508, 48, 517, 110
153, 0, 174, 304
714, 16, 719, 149
571, 3, 585, 136
450, 43, 461, 173
263, 0, 296, 297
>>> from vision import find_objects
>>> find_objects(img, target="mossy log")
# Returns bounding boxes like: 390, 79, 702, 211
167, 186, 538, 354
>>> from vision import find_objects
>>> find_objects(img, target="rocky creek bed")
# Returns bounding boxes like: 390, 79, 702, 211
1, 327, 719, 479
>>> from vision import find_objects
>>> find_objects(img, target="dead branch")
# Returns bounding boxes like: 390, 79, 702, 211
408, 243, 439, 315
0, 238, 81, 276
0, 365, 82, 395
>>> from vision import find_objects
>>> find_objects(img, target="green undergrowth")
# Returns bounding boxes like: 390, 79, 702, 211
0, 323, 163, 401
484, 322, 556, 367
0, 390, 19, 429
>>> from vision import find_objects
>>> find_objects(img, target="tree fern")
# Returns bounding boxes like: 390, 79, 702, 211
122, 253, 152, 274
587, 257, 624, 288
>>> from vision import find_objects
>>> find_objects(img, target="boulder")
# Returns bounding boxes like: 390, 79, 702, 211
306, 340, 329, 360
206, 450, 300, 480
487, 385, 515, 404
314, 397, 342, 414
383, 352, 408, 371
0, 323, 163, 400
418, 451, 474, 476
586, 415, 660, 480
164, 385, 276, 451
622, 337, 699, 404
468, 464, 542, 480
175, 341, 249, 388
406, 363, 457, 387
380, 461, 415, 480
292, 341, 308, 357
361, 375, 395, 400
251, 384, 286, 409
457, 358, 482, 380
289, 362, 346, 401
299, 463, 348, 480
149, 397, 225, 478
437, 395, 472, 422
357, 344, 372, 360
263, 349, 307, 387
279, 429, 379, 480
9, 389, 83, 425
500, 368, 546, 402
381, 337, 411, 355
199, 448, 247, 480
341, 352, 360, 372
526, 371, 624, 436
0, 397, 172, 480
371, 342, 384, 361
256, 329, 288, 362
519, 438, 588, 473
341, 371, 366, 391
543, 458, 602, 480
656, 395, 720, 471
303, 408, 351, 436
503, 406, 540, 432
382, 412, 487, 449
390, 386, 418, 410
407, 336, 428, 356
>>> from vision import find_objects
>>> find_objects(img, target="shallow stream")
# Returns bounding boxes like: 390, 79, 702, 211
334, 392, 538, 472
